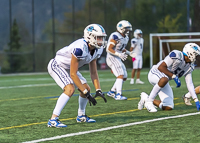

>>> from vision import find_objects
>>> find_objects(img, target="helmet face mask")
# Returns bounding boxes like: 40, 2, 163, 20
134, 29, 142, 39
84, 24, 107, 49
183, 43, 200, 63
116, 20, 132, 35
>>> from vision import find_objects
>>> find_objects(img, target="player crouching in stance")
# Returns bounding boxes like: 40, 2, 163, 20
106, 20, 136, 100
47, 24, 107, 128
138, 43, 200, 112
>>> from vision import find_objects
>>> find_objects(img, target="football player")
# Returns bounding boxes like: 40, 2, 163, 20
47, 24, 107, 128
106, 20, 136, 100
130, 29, 144, 84
138, 43, 200, 112
182, 86, 200, 105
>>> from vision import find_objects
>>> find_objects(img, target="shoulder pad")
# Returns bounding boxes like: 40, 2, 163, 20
112, 34, 119, 41
169, 50, 182, 60
73, 48, 83, 58
169, 52, 176, 58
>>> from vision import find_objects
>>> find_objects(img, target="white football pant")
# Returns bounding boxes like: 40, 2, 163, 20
148, 67, 174, 108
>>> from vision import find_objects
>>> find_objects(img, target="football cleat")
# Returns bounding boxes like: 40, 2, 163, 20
114, 93, 127, 100
138, 92, 148, 110
76, 115, 96, 123
130, 80, 134, 84
182, 94, 192, 106
145, 99, 157, 112
47, 117, 67, 128
136, 79, 144, 84
107, 91, 116, 98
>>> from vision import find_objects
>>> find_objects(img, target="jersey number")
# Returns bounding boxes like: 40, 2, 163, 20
174, 67, 184, 78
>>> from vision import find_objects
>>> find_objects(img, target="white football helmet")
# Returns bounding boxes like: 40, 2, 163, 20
116, 20, 132, 35
84, 24, 107, 49
134, 29, 142, 39
183, 43, 200, 63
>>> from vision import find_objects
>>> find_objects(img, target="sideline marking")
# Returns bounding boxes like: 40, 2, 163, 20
22, 112, 200, 143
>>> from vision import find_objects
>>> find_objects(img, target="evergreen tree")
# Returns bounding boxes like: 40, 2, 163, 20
2, 19, 23, 73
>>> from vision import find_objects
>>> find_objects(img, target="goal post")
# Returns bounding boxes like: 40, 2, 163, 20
149, 32, 200, 67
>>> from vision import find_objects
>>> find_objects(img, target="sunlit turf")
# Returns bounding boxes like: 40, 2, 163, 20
0, 69, 200, 142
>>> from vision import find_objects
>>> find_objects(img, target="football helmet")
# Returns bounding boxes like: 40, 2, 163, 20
183, 43, 200, 63
84, 24, 107, 49
116, 20, 132, 35
134, 29, 142, 39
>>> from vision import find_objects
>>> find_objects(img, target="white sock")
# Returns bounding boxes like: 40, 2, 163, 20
185, 92, 191, 98
78, 96, 88, 116
159, 102, 163, 109
149, 84, 162, 101
111, 80, 117, 91
131, 78, 134, 82
53, 93, 70, 116
116, 78, 123, 95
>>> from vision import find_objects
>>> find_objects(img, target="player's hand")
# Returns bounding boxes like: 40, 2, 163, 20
118, 52, 128, 61
94, 90, 107, 103
195, 101, 200, 111
129, 51, 137, 58
173, 76, 181, 88
84, 92, 97, 106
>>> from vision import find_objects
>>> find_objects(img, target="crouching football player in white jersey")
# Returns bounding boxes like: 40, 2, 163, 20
47, 24, 107, 128
138, 43, 200, 112
106, 20, 136, 100
130, 29, 144, 84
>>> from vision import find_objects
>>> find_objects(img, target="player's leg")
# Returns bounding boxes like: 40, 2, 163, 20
75, 71, 96, 123
156, 83, 174, 110
145, 68, 168, 112
130, 57, 138, 84
135, 56, 144, 84
47, 59, 74, 128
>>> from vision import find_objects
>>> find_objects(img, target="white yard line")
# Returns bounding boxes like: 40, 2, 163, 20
22, 112, 200, 143
0, 78, 116, 89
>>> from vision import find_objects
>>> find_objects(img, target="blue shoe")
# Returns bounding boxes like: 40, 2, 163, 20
107, 91, 115, 98
76, 115, 96, 123
47, 117, 67, 128
114, 93, 127, 100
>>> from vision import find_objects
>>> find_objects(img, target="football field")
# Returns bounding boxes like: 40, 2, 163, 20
1, 69, 200, 142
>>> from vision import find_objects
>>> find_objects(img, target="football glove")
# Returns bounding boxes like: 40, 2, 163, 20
129, 51, 137, 58
94, 90, 107, 103
84, 92, 97, 106
172, 75, 181, 88
195, 101, 200, 111
116, 52, 127, 61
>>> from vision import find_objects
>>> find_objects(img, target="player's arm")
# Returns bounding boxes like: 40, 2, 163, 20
158, 62, 173, 78
89, 59, 107, 103
185, 73, 200, 110
106, 39, 117, 55
89, 59, 100, 90
158, 60, 181, 87
70, 54, 85, 92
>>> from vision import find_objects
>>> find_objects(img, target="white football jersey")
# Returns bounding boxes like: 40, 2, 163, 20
131, 38, 144, 55
55, 38, 103, 69
155, 50, 194, 78
106, 32, 129, 59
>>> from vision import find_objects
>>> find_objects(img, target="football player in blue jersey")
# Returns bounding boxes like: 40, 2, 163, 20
138, 43, 200, 112
47, 24, 107, 128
